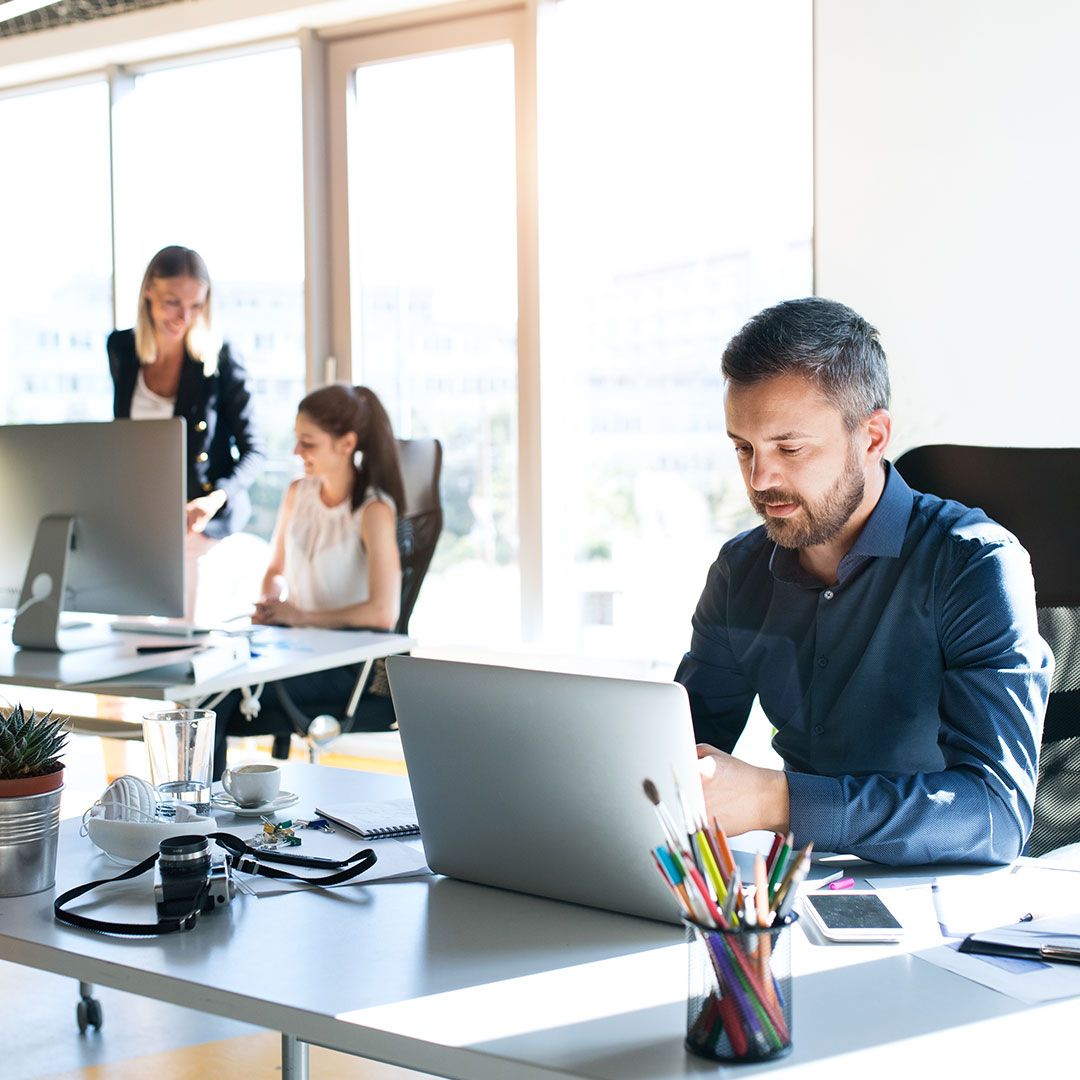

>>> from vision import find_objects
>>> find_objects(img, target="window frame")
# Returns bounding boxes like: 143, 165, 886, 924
326, 7, 543, 639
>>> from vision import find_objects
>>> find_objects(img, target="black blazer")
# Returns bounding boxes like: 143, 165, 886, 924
108, 329, 265, 539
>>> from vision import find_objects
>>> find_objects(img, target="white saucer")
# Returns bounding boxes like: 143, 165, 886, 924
211, 790, 300, 817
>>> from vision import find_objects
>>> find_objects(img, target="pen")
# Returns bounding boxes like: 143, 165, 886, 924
711, 816, 737, 878
775, 851, 811, 922
722, 867, 741, 925
753, 853, 771, 927
827, 877, 855, 891
695, 831, 728, 907
768, 833, 793, 899
765, 832, 784, 875
771, 842, 813, 913
671, 764, 698, 835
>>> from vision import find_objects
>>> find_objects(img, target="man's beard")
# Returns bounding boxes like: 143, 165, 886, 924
751, 447, 865, 550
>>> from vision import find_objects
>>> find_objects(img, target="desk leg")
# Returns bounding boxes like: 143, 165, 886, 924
344, 658, 376, 719
281, 1033, 309, 1079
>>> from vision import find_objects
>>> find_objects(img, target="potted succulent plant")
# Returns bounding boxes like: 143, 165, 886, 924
0, 704, 69, 896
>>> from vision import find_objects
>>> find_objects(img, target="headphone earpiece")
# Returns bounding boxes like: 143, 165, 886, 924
93, 775, 159, 822
83, 775, 215, 862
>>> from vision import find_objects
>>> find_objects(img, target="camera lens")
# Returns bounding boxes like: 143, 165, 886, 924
158, 834, 211, 879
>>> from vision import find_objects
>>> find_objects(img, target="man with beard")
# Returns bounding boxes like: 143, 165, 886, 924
676, 298, 1052, 865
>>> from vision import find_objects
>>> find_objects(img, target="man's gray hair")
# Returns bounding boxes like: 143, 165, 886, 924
721, 297, 891, 429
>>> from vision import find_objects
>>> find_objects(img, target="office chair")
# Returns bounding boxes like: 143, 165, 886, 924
893, 445, 1080, 858
244, 437, 444, 758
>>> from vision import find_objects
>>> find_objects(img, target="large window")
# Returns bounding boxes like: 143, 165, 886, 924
343, 39, 521, 647
538, 0, 813, 667
111, 46, 307, 538
0, 80, 113, 423
2, 3, 813, 670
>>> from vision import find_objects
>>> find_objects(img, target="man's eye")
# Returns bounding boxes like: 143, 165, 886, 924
733, 445, 752, 457
779, 447, 803, 456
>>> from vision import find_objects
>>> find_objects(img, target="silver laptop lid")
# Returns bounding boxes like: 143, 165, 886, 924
386, 656, 704, 924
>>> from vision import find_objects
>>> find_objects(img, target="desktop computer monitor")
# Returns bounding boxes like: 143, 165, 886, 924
0, 419, 187, 651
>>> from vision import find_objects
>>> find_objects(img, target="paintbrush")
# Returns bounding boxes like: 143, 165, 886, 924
642, 777, 686, 854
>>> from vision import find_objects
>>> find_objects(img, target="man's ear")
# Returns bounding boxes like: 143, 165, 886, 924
864, 409, 892, 462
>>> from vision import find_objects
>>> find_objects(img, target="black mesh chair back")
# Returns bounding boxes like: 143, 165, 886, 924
893, 445, 1080, 857
329, 435, 443, 731
394, 437, 443, 636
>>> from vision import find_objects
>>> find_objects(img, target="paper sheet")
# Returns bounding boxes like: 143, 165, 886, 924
898, 864, 1080, 1003
231, 826, 430, 898
918, 916, 1080, 1005
868, 862, 1080, 938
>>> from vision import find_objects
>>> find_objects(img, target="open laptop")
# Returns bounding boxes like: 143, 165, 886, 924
385, 656, 705, 924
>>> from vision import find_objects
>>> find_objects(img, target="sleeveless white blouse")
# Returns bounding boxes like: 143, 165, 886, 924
283, 477, 395, 613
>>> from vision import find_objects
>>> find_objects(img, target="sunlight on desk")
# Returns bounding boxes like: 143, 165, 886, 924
338, 946, 686, 1046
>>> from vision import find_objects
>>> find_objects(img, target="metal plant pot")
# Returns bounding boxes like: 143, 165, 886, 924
0, 784, 64, 896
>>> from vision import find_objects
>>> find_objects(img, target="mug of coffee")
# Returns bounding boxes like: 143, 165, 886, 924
221, 764, 281, 808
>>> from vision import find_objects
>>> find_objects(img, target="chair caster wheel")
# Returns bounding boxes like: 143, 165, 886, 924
77, 996, 103, 1033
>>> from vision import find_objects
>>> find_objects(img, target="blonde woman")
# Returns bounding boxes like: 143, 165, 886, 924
107, 245, 264, 538
107, 245, 265, 621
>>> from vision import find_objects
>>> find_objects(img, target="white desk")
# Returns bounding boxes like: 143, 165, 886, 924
0, 761, 1075, 1080
0, 626, 413, 705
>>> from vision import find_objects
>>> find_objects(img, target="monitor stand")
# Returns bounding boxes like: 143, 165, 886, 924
11, 515, 112, 652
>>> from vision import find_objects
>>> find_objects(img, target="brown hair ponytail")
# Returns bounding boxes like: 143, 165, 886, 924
297, 384, 406, 513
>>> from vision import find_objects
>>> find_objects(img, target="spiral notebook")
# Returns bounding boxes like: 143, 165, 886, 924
314, 796, 420, 839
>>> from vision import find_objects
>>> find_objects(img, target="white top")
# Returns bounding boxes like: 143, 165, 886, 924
129, 368, 176, 419
284, 476, 395, 612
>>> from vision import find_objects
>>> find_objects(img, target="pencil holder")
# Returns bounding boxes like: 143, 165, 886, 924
683, 914, 797, 1064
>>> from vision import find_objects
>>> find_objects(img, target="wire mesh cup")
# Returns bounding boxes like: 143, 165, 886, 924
683, 913, 797, 1063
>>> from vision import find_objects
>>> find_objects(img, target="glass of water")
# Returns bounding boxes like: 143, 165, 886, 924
142, 708, 216, 816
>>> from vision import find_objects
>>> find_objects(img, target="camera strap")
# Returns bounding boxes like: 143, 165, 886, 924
53, 832, 378, 936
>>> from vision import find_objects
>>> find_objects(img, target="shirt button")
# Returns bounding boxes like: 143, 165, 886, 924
197, 451, 209, 463
197, 420, 208, 432
814, 725, 825, 735
817, 656, 828, 668
203, 481, 213, 492
823, 589, 834, 600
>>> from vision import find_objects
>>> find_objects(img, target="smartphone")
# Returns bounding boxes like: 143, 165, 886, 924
802, 890, 904, 943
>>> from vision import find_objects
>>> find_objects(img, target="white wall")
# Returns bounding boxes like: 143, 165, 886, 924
815, 0, 1080, 453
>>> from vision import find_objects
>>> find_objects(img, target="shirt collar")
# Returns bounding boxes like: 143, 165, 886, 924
768, 461, 913, 585
845, 460, 912, 561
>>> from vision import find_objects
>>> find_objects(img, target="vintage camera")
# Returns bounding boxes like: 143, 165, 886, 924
153, 834, 233, 920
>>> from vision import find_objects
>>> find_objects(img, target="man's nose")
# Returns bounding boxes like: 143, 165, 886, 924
749, 456, 782, 491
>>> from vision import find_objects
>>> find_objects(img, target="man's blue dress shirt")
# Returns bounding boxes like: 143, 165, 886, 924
675, 463, 1053, 865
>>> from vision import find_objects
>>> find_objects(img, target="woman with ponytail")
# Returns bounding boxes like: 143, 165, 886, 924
214, 384, 404, 774
254, 383, 404, 629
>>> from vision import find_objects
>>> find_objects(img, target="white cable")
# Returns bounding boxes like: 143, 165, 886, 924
3, 573, 52, 624
239, 684, 265, 720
